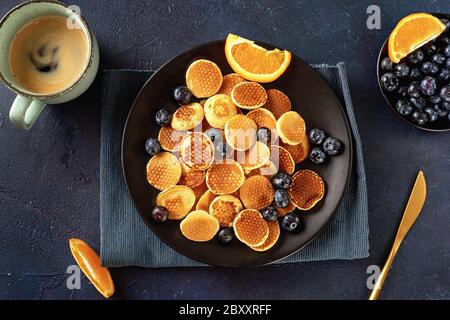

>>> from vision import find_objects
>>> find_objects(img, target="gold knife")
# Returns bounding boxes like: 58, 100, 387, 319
369, 171, 427, 300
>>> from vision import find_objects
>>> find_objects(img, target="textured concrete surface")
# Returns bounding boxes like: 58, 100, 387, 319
0, 0, 449, 300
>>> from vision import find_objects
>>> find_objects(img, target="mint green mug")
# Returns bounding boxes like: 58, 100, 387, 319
0, 0, 99, 130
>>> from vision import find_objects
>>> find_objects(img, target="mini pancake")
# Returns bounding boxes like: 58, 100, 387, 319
231, 82, 267, 109
251, 220, 280, 252
209, 195, 243, 227
178, 162, 205, 188
277, 201, 296, 216
246, 108, 277, 131
239, 175, 275, 210
224, 114, 257, 151
218, 73, 245, 96
185, 59, 223, 98
247, 107, 278, 143
206, 160, 245, 195
270, 145, 296, 175
179, 132, 215, 170
263, 89, 292, 119
289, 169, 325, 210
233, 209, 269, 247
196, 189, 217, 211
281, 134, 310, 164
237, 141, 271, 173
158, 126, 188, 152
247, 160, 278, 179
180, 210, 220, 242
156, 185, 196, 220
204, 94, 237, 129
171, 102, 204, 130
191, 182, 209, 208
276, 111, 306, 145
146, 152, 182, 191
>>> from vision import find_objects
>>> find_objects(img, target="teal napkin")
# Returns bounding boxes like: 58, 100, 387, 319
100, 63, 369, 267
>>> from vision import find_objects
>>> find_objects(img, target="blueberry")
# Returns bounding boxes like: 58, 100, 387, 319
408, 50, 424, 64
407, 81, 420, 98
441, 18, 450, 30
281, 213, 303, 232
409, 97, 426, 109
432, 53, 447, 65
151, 206, 169, 223
429, 95, 442, 105
323, 137, 343, 156
380, 73, 399, 92
446, 58, 450, 69
172, 85, 192, 104
217, 229, 234, 244
396, 100, 413, 116
394, 63, 410, 78
434, 104, 449, 118
145, 138, 161, 155
155, 108, 172, 127
424, 43, 437, 56
430, 63, 439, 74
441, 36, 450, 45
205, 128, 222, 143
261, 206, 278, 222
214, 141, 228, 160
442, 101, 450, 111
412, 111, 429, 125
425, 107, 439, 122
421, 61, 438, 74
420, 76, 437, 96
440, 85, 450, 102
271, 171, 291, 189
274, 189, 289, 209
309, 128, 327, 145
409, 68, 422, 79
398, 86, 408, 98
256, 127, 272, 144
309, 147, 327, 164
380, 57, 393, 71
445, 45, 450, 57
438, 68, 450, 81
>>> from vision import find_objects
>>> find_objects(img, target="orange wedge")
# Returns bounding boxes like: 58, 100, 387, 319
69, 239, 114, 298
225, 33, 291, 83
388, 13, 446, 63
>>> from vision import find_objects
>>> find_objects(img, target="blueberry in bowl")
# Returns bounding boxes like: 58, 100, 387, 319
377, 12, 450, 131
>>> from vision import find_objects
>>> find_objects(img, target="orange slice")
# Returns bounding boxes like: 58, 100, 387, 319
388, 13, 446, 63
225, 33, 291, 83
69, 239, 114, 298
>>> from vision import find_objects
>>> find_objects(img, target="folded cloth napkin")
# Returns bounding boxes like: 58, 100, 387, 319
100, 63, 369, 268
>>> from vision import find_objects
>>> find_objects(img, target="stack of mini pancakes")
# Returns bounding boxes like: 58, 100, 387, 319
146, 59, 325, 252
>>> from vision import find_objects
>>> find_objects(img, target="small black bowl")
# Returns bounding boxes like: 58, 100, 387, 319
377, 12, 450, 132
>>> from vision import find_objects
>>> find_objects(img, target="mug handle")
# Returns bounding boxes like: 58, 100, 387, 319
9, 95, 46, 130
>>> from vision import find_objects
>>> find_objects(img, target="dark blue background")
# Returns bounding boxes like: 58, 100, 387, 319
0, 0, 449, 300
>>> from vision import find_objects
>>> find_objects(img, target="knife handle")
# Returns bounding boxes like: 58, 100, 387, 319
369, 245, 399, 300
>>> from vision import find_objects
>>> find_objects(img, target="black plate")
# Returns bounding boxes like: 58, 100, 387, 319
377, 13, 450, 132
122, 40, 353, 267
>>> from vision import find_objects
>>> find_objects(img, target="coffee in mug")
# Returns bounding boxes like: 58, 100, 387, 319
8, 15, 90, 95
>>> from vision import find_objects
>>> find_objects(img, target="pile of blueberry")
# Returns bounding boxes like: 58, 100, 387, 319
379, 19, 450, 127
308, 128, 343, 164
259, 171, 304, 234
